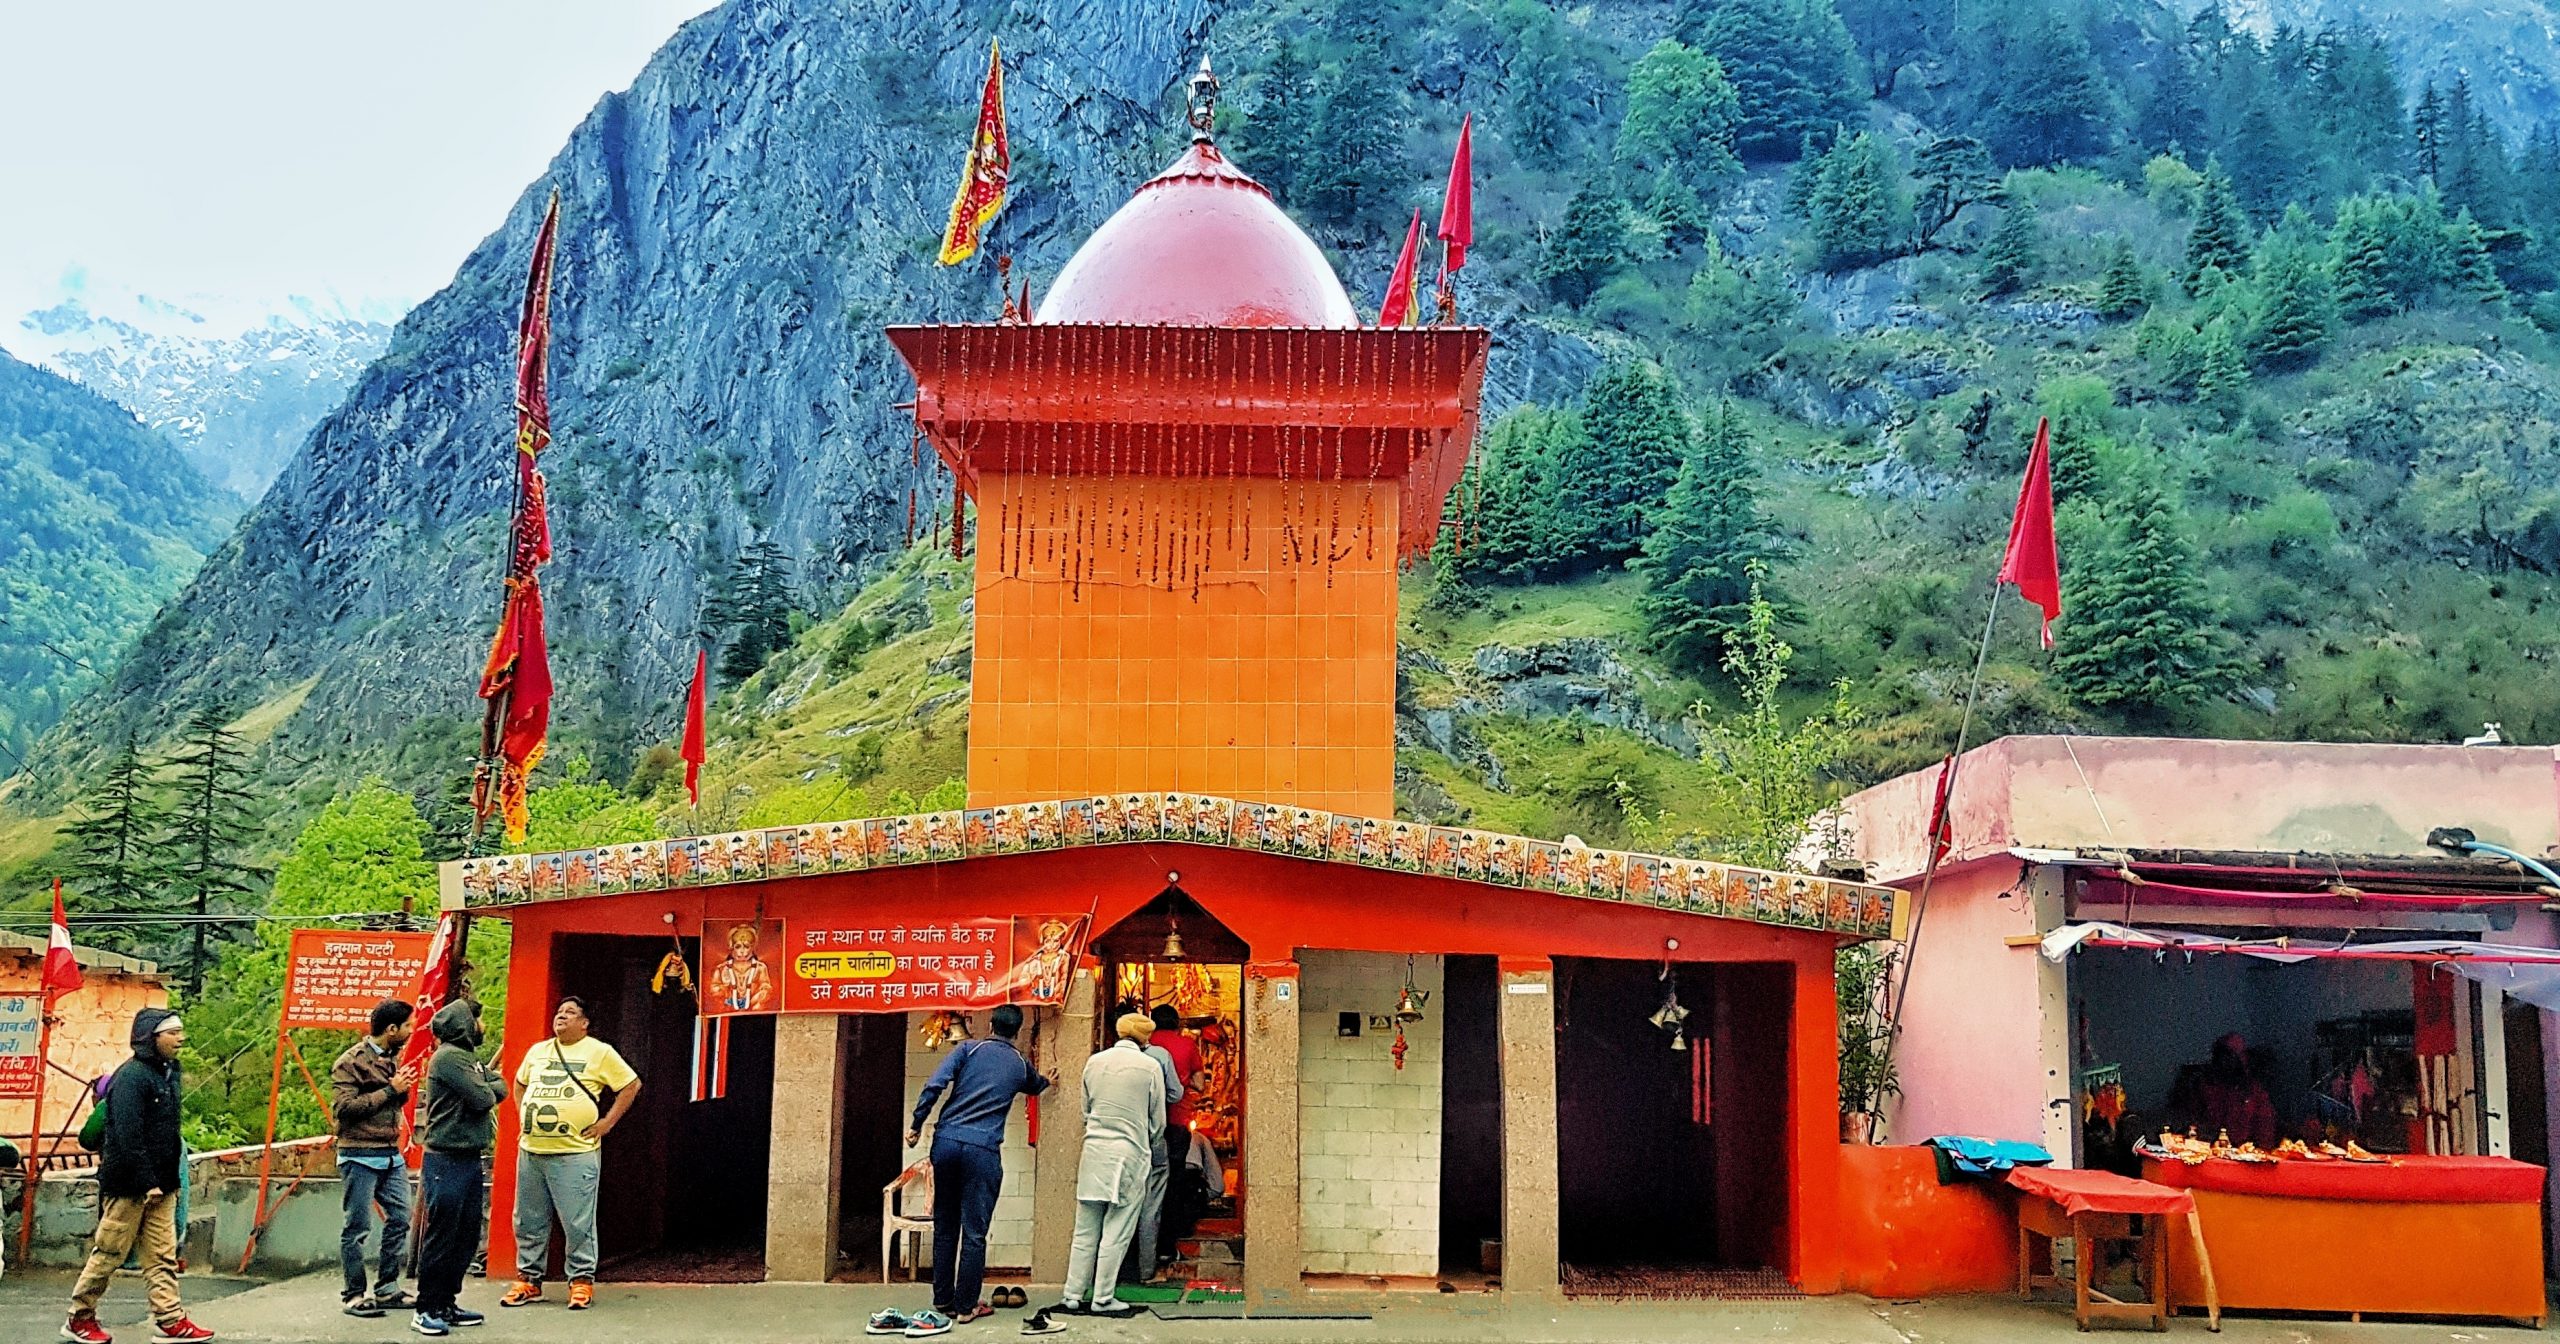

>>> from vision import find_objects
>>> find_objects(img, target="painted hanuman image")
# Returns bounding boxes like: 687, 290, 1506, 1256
707, 923, 776, 1013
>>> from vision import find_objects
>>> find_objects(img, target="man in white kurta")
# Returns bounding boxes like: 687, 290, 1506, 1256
1061, 1015, 1166, 1317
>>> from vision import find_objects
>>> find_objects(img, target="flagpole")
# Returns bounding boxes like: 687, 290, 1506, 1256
1877, 581, 2004, 1093
17, 880, 65, 1264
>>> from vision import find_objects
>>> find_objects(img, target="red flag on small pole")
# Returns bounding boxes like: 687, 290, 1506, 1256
43, 878, 82, 998
1378, 208, 1425, 327
681, 647, 709, 807
1997, 416, 2062, 648
1923, 754, 1959, 870
938, 39, 1011, 266
1434, 113, 1473, 322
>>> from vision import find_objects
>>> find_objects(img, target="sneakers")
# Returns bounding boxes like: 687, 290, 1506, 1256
60, 1313, 112, 1344
566, 1280, 595, 1311
410, 1313, 450, 1337
1020, 1310, 1066, 1337
903, 1309, 954, 1337
497, 1281, 543, 1308
1086, 1302, 1139, 1319
444, 1307, 486, 1327
865, 1309, 914, 1336
150, 1323, 216, 1344
343, 1296, 388, 1319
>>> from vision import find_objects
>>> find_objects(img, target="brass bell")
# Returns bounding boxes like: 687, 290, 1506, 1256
1669, 1027, 1688, 1052
1393, 988, 1425, 1024
1162, 920, 1186, 962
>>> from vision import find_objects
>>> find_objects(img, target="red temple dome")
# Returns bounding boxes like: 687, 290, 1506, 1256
1036, 142, 1359, 328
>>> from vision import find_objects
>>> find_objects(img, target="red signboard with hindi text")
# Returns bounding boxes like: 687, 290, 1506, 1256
282, 929, 435, 1031
774, 916, 1088, 1014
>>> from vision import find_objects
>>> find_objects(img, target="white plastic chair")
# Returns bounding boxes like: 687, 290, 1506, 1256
882, 1158, 935, 1282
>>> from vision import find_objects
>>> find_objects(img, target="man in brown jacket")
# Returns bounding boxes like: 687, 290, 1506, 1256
330, 999, 418, 1317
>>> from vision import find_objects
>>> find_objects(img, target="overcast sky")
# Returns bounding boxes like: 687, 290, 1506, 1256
0, 1, 720, 327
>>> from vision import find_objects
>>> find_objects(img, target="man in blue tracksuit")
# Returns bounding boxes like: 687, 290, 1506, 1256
874, 1006, 1048, 1337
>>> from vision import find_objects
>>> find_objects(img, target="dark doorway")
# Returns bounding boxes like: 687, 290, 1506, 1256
1554, 958, 1790, 1271
1438, 955, 1501, 1275
550, 934, 774, 1278
838, 1013, 915, 1278
2504, 999, 2550, 1269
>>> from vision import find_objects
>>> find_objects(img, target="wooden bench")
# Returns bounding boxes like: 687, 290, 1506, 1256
2007, 1166, 2219, 1333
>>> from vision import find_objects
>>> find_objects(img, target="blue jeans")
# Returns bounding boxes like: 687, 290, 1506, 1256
929, 1138, 1003, 1314
338, 1157, 413, 1299
417, 1152, 484, 1318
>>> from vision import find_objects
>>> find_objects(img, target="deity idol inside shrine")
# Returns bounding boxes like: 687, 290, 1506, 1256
446, 64, 1889, 1304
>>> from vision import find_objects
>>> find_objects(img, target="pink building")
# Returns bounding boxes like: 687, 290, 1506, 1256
1836, 737, 2556, 1211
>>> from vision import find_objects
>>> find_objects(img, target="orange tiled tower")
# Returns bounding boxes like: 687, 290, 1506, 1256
890, 71, 1486, 816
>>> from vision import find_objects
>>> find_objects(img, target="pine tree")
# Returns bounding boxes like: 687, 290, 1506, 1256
1910, 135, 1996, 251
1502, 7, 1577, 172
1540, 187, 1627, 306
1616, 40, 1744, 196
2445, 208, 2507, 302
2194, 319, 2250, 411
2182, 164, 2251, 294
1979, 197, 2041, 294
2249, 240, 2335, 369
2096, 238, 2150, 317
1240, 43, 1314, 200
2036, 373, 2116, 506
1806, 132, 1903, 270
1646, 166, 1713, 249
2138, 41, 2204, 156
1685, 0, 1866, 161
2051, 480, 2228, 719
1978, 5, 2118, 167
2222, 94, 2303, 222
64, 738, 175, 956
1304, 59, 1403, 227
163, 706, 264, 998
1635, 401, 1772, 671
2413, 81, 2446, 180
1452, 406, 1602, 582
2329, 197, 2398, 320
1583, 359, 1694, 552
716, 541, 798, 681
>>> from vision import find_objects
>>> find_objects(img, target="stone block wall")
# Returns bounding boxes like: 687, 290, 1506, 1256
1297, 950, 1443, 1277
905, 1013, 1038, 1268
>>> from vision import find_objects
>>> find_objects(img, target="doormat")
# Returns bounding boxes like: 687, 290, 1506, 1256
1149, 1304, 1374, 1320
1561, 1265, 1805, 1301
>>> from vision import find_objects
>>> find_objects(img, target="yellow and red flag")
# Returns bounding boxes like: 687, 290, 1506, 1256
938, 39, 1010, 266
1378, 207, 1425, 327
475, 190, 561, 844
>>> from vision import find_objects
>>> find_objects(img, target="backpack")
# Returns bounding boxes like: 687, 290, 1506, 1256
78, 1090, 108, 1152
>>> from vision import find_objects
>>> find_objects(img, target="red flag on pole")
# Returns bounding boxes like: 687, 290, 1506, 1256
938, 39, 1010, 266
474, 192, 561, 844
398, 913, 461, 1080
1923, 754, 1959, 870
1436, 112, 1473, 272
1997, 416, 2062, 648
42, 879, 81, 998
1378, 208, 1425, 327
681, 647, 708, 807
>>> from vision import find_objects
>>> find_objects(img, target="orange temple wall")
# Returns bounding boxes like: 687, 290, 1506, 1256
966, 471, 1399, 815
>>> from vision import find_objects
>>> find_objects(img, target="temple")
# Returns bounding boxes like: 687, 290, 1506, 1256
441, 85, 1889, 1301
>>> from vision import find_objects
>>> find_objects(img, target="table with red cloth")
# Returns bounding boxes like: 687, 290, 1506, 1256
2141, 1155, 2547, 1326
2006, 1166, 2219, 1332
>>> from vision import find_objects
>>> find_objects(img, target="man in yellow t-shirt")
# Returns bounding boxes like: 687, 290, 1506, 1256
500, 997, 641, 1312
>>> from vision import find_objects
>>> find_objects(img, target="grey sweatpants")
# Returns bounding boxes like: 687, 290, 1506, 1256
513, 1149, 602, 1282
1063, 1198, 1144, 1310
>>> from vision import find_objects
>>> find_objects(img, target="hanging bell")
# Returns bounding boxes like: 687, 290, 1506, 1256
1393, 987, 1425, 1025
1648, 997, 1690, 1033
1162, 923, 1186, 962
1669, 1026, 1688, 1053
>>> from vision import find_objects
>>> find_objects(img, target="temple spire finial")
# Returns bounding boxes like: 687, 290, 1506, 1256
1188, 56, 1221, 145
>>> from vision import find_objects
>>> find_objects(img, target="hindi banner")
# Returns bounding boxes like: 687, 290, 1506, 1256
715, 915, 1087, 1015
0, 995, 40, 1098
281, 929, 436, 1031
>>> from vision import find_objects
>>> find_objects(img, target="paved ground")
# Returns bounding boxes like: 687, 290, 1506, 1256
0, 1270, 2547, 1343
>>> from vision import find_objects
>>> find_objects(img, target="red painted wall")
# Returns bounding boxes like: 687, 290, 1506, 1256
1837, 1143, 2017, 1298
483, 842, 1849, 1287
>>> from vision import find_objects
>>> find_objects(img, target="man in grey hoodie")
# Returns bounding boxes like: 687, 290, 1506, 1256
414, 1000, 505, 1338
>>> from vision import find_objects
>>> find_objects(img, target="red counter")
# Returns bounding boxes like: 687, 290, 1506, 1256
2143, 1156, 2547, 1325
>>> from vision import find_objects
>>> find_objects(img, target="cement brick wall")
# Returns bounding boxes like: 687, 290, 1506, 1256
1297, 951, 1443, 1278
905, 1014, 1037, 1268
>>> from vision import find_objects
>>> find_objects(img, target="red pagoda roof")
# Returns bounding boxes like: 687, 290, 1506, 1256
1036, 143, 1359, 329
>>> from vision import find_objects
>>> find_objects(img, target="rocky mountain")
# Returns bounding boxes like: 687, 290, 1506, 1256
0, 350, 237, 758
9, 291, 394, 501
2207, 0, 2560, 137
14, 0, 1238, 803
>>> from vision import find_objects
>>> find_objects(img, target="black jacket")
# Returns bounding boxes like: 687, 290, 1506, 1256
422, 1000, 506, 1155
99, 1007, 183, 1199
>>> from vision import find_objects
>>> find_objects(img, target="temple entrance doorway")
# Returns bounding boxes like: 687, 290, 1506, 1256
549, 934, 775, 1281
1095, 887, 1250, 1284
1554, 958, 1791, 1288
